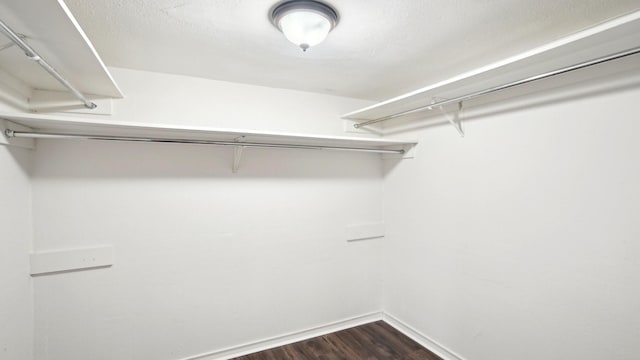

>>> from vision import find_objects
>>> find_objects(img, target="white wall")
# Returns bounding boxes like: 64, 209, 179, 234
0, 145, 34, 360
29, 69, 384, 360
382, 71, 640, 359
91, 67, 374, 137
0, 98, 34, 359
12, 52, 640, 360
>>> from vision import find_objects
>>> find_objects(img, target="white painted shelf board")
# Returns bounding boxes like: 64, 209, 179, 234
343, 11, 640, 123
0, 0, 122, 98
0, 112, 417, 150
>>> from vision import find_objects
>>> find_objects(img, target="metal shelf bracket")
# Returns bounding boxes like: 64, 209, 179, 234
233, 146, 245, 173
434, 100, 464, 137
232, 135, 247, 173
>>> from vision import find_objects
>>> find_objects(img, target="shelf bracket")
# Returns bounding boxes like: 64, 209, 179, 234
233, 146, 246, 173
434, 100, 464, 137
232, 136, 247, 173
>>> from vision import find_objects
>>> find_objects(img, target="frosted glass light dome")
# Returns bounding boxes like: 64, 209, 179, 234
270, 1, 339, 52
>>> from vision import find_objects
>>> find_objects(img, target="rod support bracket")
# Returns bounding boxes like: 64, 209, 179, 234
434, 99, 464, 137
232, 136, 248, 173
233, 146, 246, 173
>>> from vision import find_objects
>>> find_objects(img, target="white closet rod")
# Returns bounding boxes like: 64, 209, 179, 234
0, 18, 97, 109
354, 46, 640, 128
4, 130, 405, 154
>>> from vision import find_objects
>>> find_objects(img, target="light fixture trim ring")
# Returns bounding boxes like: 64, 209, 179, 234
270, 0, 340, 32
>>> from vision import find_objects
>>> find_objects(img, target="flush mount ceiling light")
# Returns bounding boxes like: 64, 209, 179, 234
270, 0, 339, 52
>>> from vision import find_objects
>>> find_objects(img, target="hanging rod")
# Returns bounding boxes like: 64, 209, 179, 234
354, 46, 640, 128
0, 19, 97, 109
4, 129, 405, 154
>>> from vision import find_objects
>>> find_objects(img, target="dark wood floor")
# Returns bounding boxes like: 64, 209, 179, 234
232, 321, 442, 360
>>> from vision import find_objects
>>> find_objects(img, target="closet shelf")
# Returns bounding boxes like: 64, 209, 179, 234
0, 18, 97, 109
0, 112, 417, 158
343, 11, 640, 131
0, 1, 122, 99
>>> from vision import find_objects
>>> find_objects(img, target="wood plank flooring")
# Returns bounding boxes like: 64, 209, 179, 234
232, 321, 442, 360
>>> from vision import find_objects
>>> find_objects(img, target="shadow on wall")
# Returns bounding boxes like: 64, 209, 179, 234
0, 86, 29, 111
29, 140, 383, 179
383, 53, 640, 136
5, 144, 33, 177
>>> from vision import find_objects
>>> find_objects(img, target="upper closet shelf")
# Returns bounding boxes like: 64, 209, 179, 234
0, 112, 416, 160
0, 0, 122, 101
343, 11, 640, 131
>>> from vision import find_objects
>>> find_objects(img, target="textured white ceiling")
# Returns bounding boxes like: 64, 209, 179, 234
63, 0, 640, 100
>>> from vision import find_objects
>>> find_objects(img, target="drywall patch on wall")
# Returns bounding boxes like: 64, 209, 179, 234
345, 222, 385, 241
30, 246, 114, 275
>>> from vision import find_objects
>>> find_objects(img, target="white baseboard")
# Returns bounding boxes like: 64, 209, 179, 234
382, 312, 466, 360
179, 311, 466, 360
180, 311, 383, 360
